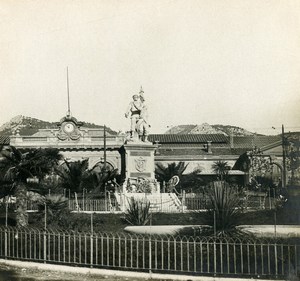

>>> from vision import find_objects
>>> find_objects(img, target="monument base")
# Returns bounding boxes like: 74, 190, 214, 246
119, 142, 159, 194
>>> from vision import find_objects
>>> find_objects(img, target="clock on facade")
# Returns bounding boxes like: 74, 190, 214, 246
63, 122, 75, 133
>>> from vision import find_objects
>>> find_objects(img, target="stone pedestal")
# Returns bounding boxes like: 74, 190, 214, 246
120, 142, 157, 179
119, 142, 159, 193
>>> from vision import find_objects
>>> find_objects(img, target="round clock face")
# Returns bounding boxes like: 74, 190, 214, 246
63, 122, 75, 133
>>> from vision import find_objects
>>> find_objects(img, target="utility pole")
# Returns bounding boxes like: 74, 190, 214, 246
282, 124, 287, 188
104, 125, 107, 169
66, 67, 71, 116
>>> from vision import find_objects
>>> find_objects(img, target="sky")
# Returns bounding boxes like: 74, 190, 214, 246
0, 0, 300, 135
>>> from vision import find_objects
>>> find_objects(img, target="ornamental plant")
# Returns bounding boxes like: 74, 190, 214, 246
124, 198, 151, 226
203, 181, 245, 237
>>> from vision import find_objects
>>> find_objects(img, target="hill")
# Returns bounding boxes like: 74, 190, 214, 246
165, 123, 255, 136
0, 115, 117, 136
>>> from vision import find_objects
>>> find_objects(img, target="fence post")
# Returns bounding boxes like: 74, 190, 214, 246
4, 228, 7, 259
182, 191, 186, 213
83, 189, 85, 211
90, 213, 93, 267
105, 189, 107, 212
4, 201, 8, 259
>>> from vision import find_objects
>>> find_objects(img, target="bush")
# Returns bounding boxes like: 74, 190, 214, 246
203, 181, 245, 237
124, 198, 152, 226
34, 194, 70, 228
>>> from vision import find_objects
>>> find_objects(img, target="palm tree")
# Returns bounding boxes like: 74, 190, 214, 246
155, 161, 188, 183
84, 165, 119, 195
212, 160, 231, 181
0, 146, 62, 227
55, 158, 90, 195
155, 161, 188, 192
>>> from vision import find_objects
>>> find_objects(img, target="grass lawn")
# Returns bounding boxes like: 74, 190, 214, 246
20, 206, 297, 233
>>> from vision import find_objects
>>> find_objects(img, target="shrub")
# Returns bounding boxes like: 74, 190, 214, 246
124, 198, 152, 226
203, 181, 245, 237
35, 194, 70, 228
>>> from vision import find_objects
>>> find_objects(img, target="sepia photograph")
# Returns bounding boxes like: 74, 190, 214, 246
0, 1, 299, 280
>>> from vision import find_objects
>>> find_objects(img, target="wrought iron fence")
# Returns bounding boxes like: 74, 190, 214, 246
0, 226, 298, 278
3, 192, 275, 213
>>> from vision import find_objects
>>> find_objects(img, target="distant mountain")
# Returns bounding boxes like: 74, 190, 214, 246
0, 115, 117, 136
165, 123, 256, 136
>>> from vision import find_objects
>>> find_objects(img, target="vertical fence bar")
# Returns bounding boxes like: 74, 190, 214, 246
154, 237, 158, 270
220, 240, 223, 274
43, 230, 47, 263
193, 240, 196, 273
214, 240, 217, 275
149, 235, 152, 271
136, 236, 139, 269
274, 242, 278, 277
4, 227, 7, 259
261, 243, 264, 276
240, 241, 243, 274
187, 239, 190, 272
112, 235, 115, 267
84, 234, 87, 264
58, 232, 60, 262
200, 240, 203, 273
142, 237, 145, 269
90, 232, 93, 267
118, 235, 121, 267
167, 238, 171, 270
207, 240, 210, 273
68, 233, 71, 263
233, 241, 236, 274
295, 245, 298, 277
247, 242, 250, 274
124, 236, 127, 267
100, 234, 103, 266
106, 234, 109, 266
128, 236, 131, 268
161, 237, 164, 270
267, 243, 271, 275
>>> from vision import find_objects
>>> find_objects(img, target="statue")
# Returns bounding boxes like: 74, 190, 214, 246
125, 87, 150, 142
136, 93, 150, 142
125, 94, 142, 139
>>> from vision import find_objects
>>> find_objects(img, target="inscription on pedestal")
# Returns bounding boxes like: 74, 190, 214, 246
130, 172, 152, 178
130, 151, 151, 157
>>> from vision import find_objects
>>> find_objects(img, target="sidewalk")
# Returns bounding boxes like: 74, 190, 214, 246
0, 259, 286, 281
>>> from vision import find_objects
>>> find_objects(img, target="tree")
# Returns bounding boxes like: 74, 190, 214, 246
55, 158, 90, 195
84, 165, 119, 195
155, 162, 188, 183
212, 160, 231, 181
155, 162, 188, 192
0, 146, 62, 227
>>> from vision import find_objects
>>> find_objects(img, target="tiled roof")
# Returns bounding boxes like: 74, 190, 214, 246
156, 147, 243, 156
151, 134, 281, 149
0, 136, 10, 145
149, 134, 227, 143
229, 136, 281, 149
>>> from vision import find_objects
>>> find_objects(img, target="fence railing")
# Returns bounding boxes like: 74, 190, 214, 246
0, 226, 298, 278
3, 192, 275, 213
